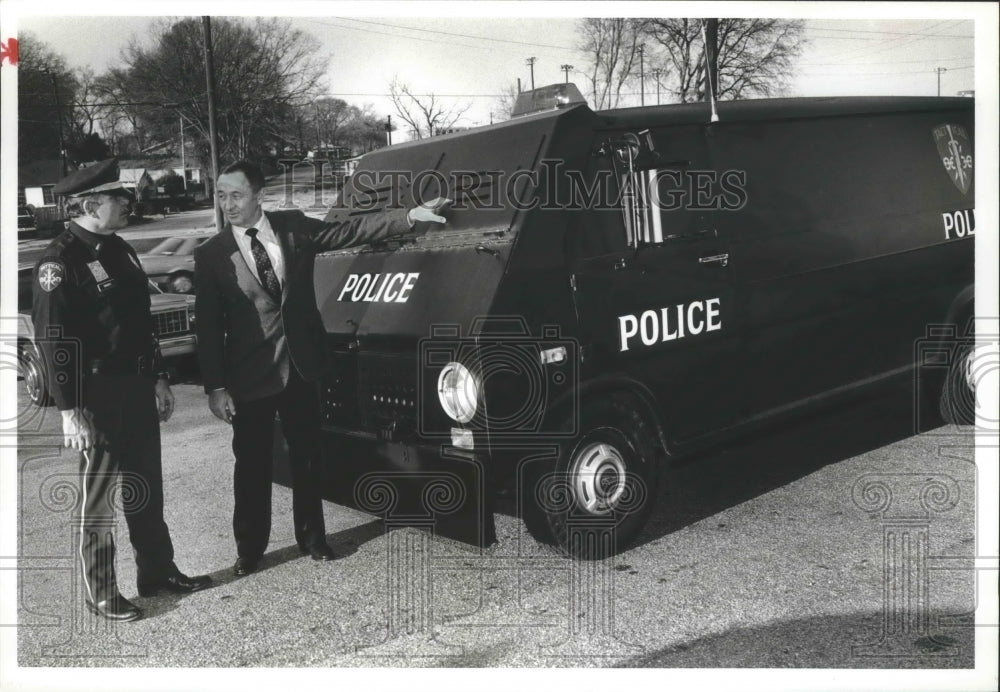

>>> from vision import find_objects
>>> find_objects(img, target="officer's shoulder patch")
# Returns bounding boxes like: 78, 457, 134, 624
36, 261, 65, 292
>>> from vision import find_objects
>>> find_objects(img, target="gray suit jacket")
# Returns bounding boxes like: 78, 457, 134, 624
194, 208, 410, 402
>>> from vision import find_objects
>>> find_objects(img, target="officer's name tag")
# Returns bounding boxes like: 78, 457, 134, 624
87, 261, 116, 293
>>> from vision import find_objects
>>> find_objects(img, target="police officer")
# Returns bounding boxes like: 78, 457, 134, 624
32, 159, 211, 622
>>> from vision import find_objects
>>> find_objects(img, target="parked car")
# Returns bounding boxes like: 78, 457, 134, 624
16, 263, 198, 406
136, 232, 212, 293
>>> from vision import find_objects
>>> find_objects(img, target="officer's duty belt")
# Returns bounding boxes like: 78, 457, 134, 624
88, 356, 155, 376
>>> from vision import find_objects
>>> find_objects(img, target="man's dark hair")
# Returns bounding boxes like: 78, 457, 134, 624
220, 161, 265, 192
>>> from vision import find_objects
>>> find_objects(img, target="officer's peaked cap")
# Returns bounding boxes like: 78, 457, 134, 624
53, 158, 131, 197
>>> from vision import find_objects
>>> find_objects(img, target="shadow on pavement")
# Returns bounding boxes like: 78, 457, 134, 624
618, 610, 974, 668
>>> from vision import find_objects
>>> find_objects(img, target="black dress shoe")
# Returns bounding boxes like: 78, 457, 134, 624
137, 571, 213, 597
86, 594, 142, 622
233, 557, 259, 577
300, 543, 339, 561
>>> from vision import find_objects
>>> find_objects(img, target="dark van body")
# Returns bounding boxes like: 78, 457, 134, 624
310, 90, 974, 556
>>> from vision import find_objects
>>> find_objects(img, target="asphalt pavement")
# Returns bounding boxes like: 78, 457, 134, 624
10, 377, 980, 672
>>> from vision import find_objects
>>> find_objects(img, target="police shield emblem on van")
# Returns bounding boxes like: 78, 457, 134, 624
933, 123, 973, 195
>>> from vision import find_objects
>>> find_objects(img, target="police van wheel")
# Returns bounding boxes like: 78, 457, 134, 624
526, 395, 659, 559
19, 341, 52, 407
939, 343, 976, 425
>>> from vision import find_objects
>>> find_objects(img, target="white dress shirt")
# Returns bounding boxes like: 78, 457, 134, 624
231, 212, 286, 288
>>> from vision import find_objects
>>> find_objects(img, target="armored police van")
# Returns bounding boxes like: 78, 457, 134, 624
308, 84, 974, 557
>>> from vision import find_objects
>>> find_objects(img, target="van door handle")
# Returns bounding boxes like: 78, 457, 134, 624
698, 253, 729, 267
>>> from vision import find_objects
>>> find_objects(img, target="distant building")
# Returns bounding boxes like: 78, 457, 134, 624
117, 157, 207, 195
956, 90, 974, 98
18, 159, 72, 209
433, 126, 471, 137
119, 167, 156, 199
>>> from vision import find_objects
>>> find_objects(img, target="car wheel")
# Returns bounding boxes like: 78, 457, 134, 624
522, 393, 659, 559
939, 342, 976, 425
168, 272, 194, 294
19, 341, 52, 407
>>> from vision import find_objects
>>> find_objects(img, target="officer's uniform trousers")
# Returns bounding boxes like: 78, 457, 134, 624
79, 373, 176, 602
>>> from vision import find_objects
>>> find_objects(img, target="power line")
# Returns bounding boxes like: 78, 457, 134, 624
323, 92, 502, 99
334, 17, 577, 51
301, 18, 494, 53
821, 19, 961, 61
798, 65, 973, 76
302, 17, 578, 56
799, 56, 974, 66
805, 26, 973, 39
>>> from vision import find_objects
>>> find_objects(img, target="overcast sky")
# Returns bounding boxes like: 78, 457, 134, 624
9, 9, 981, 132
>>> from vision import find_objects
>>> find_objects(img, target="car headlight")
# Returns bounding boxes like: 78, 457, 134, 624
437, 362, 479, 423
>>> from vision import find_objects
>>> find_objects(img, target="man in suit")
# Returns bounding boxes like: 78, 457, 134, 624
194, 161, 448, 576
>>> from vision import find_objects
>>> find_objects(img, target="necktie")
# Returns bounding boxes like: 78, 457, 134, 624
246, 228, 281, 301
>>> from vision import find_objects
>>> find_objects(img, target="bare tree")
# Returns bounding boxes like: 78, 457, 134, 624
16, 32, 80, 164
104, 17, 327, 161
641, 18, 806, 103
388, 77, 471, 139
342, 104, 392, 153
577, 18, 643, 110
492, 81, 521, 121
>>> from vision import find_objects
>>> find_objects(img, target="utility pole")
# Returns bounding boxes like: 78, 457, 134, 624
638, 44, 645, 106
179, 113, 187, 190
652, 68, 662, 105
43, 70, 67, 177
936, 67, 948, 96
386, 115, 392, 146
202, 16, 223, 232
314, 103, 323, 156
560, 63, 574, 83
526, 57, 537, 90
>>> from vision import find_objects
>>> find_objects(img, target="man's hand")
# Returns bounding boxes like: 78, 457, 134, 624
155, 378, 175, 423
209, 389, 237, 425
61, 408, 96, 451
407, 197, 452, 226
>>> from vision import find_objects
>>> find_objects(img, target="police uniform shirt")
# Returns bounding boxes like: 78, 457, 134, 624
231, 212, 286, 287
32, 222, 158, 411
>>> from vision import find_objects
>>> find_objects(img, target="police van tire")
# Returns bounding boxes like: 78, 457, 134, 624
19, 341, 52, 407
939, 342, 976, 425
527, 394, 659, 559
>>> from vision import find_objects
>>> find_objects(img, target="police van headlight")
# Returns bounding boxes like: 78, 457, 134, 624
437, 362, 479, 423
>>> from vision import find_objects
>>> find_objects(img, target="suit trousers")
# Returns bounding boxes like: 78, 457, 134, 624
79, 374, 176, 602
230, 368, 327, 559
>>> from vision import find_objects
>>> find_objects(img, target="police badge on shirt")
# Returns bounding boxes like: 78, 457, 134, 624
87, 260, 117, 293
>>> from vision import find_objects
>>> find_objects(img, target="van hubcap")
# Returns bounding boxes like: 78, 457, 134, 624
569, 442, 627, 514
